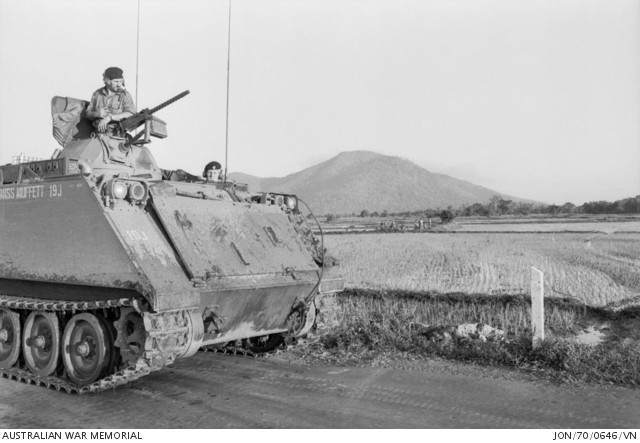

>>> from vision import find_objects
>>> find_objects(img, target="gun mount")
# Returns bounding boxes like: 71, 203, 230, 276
47, 90, 192, 181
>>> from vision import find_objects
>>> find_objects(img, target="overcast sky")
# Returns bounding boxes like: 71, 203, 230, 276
0, 0, 638, 205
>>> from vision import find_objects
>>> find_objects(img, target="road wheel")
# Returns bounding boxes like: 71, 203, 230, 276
22, 311, 61, 376
98, 315, 118, 376
0, 307, 21, 369
62, 313, 111, 386
243, 334, 283, 353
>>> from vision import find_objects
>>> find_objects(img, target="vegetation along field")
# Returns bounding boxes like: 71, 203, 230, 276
320, 214, 640, 234
450, 220, 640, 233
307, 230, 640, 387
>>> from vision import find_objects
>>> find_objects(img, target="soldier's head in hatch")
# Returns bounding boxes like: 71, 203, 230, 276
203, 161, 222, 182
103, 67, 126, 93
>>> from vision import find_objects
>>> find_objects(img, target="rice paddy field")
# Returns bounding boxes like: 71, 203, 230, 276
325, 232, 640, 309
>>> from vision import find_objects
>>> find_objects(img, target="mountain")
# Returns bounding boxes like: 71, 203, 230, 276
228, 151, 536, 215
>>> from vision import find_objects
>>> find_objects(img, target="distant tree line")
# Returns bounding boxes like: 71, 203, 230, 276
343, 195, 640, 220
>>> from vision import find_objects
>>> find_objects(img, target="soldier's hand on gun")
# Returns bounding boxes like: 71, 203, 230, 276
97, 117, 111, 131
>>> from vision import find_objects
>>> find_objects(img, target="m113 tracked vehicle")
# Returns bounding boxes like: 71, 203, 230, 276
0, 91, 343, 393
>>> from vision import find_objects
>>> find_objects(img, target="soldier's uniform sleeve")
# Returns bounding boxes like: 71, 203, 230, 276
122, 91, 136, 113
87, 90, 100, 112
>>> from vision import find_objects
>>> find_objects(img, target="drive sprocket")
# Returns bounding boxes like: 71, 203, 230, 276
113, 307, 145, 367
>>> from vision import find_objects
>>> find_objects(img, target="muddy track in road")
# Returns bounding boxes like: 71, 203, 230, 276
1, 352, 639, 428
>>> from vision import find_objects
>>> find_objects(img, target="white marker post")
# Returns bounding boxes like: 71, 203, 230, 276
531, 267, 544, 348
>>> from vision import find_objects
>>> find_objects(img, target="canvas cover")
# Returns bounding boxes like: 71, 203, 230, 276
51, 96, 93, 147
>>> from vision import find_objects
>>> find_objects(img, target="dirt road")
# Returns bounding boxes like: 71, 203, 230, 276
1, 352, 638, 428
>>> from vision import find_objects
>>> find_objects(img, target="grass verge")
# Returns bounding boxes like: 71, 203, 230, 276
309, 288, 640, 387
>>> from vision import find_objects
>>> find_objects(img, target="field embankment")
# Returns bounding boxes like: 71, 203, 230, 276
318, 214, 640, 234
311, 288, 640, 386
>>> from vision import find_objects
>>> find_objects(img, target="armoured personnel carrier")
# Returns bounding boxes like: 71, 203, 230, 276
0, 91, 343, 393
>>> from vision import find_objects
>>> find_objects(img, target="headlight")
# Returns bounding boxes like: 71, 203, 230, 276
285, 196, 297, 210
128, 182, 146, 200
112, 182, 128, 199
275, 195, 284, 207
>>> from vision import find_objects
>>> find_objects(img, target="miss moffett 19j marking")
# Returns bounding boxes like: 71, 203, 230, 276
0, 184, 63, 200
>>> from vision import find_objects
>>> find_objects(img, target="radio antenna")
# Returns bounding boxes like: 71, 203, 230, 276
223, 0, 232, 183
135, 0, 141, 106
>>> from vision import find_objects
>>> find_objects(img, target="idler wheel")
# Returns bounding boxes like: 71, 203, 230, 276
23, 311, 61, 376
62, 313, 112, 386
285, 301, 317, 339
243, 334, 284, 353
178, 310, 204, 359
0, 307, 21, 369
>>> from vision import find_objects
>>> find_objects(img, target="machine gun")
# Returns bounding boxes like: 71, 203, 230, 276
119, 90, 190, 145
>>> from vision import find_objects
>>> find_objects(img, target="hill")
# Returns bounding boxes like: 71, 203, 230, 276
228, 151, 536, 215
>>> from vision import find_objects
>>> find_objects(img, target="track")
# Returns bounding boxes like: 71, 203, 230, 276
0, 294, 306, 394
2, 351, 639, 428
0, 296, 192, 394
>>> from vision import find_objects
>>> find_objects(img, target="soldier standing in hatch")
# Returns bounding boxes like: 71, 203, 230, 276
203, 161, 223, 182
161, 160, 222, 183
85, 67, 136, 133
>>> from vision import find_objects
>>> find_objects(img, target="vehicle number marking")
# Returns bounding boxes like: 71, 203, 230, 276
49, 184, 62, 197
126, 230, 148, 241
0, 183, 69, 201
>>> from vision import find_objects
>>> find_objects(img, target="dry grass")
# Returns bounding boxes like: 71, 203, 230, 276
317, 313, 640, 387
312, 288, 640, 386
325, 232, 640, 308
334, 288, 588, 337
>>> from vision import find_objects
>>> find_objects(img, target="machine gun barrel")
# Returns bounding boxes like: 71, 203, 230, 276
147, 90, 190, 116
119, 90, 190, 134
